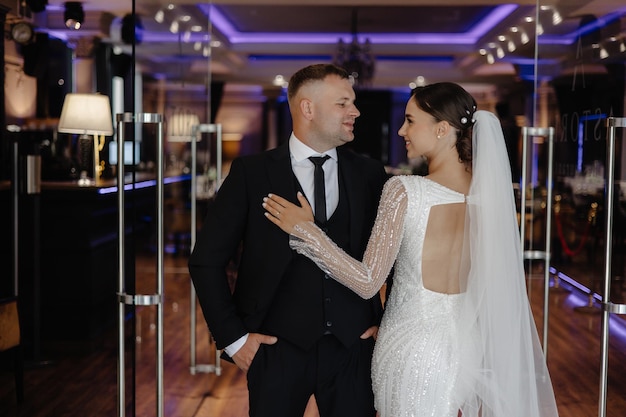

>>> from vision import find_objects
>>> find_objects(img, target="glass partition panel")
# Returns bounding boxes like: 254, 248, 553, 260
126, 3, 217, 416
534, 0, 625, 308
535, 1, 626, 417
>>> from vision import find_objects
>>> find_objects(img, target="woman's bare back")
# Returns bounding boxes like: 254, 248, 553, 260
422, 202, 467, 294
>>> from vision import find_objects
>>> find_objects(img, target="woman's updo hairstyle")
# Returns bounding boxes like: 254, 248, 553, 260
411, 82, 477, 169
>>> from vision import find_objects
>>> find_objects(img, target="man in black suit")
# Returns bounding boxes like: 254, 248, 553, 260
189, 64, 387, 417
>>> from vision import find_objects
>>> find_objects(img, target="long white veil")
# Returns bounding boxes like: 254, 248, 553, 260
455, 110, 559, 417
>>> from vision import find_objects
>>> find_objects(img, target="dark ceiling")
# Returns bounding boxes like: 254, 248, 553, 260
3, 1, 626, 90
216, 5, 495, 34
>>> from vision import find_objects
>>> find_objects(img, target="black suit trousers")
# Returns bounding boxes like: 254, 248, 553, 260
246, 335, 376, 417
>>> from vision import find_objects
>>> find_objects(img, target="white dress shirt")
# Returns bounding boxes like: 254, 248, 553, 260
289, 133, 339, 219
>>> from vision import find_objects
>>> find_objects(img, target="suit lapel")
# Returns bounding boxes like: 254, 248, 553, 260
263, 143, 299, 266
266, 142, 299, 203
338, 149, 366, 255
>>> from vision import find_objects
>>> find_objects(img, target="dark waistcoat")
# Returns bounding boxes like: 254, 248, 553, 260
261, 171, 376, 350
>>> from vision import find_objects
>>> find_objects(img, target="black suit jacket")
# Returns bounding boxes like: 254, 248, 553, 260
189, 142, 387, 353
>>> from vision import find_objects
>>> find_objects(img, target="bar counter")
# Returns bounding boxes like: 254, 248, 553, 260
2, 174, 190, 352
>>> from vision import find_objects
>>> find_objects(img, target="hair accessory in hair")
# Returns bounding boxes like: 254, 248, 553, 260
462, 106, 477, 125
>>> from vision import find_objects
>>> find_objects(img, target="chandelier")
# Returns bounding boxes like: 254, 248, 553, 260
333, 9, 376, 88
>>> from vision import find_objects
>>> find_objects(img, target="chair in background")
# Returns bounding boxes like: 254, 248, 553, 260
0, 297, 24, 404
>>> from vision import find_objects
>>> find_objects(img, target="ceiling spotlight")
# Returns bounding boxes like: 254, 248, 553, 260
498, 35, 516, 53
414, 75, 425, 86
154, 9, 164, 23
11, 21, 35, 45
599, 46, 609, 59
169, 20, 179, 34
64, 2, 84, 30
507, 39, 516, 52
536, 23, 544, 36
272, 75, 286, 87
520, 30, 530, 45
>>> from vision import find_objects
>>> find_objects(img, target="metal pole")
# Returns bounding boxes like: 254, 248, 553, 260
12, 140, 19, 297
520, 129, 529, 252
216, 124, 223, 186
116, 112, 129, 417
598, 117, 626, 417
116, 113, 164, 417
189, 123, 222, 376
190, 125, 198, 372
543, 127, 555, 357
520, 126, 555, 356
155, 115, 165, 417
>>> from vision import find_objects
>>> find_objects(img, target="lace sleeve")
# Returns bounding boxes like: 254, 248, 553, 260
290, 176, 408, 299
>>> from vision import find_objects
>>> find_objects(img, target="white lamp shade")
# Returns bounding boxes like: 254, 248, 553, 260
168, 112, 200, 142
58, 93, 114, 135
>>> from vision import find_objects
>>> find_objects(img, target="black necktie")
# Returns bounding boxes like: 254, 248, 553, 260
309, 155, 331, 223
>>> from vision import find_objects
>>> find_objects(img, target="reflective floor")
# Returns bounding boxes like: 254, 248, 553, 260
1, 250, 626, 416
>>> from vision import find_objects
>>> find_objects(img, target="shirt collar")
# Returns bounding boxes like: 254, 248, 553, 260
289, 133, 338, 163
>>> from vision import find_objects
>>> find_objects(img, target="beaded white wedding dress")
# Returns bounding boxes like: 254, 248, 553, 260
293, 175, 469, 416
370, 177, 468, 416
288, 111, 559, 417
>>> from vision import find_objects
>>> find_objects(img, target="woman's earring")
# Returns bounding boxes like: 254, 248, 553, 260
437, 134, 441, 139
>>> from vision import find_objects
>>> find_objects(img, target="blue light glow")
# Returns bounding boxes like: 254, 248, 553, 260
98, 174, 191, 195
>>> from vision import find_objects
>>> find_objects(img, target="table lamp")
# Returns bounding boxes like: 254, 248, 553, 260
167, 110, 200, 174
58, 93, 114, 185
167, 111, 199, 142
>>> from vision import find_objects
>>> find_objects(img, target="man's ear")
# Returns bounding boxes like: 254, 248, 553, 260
300, 99, 313, 120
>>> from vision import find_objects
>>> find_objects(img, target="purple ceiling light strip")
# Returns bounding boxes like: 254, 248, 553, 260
205, 4, 518, 45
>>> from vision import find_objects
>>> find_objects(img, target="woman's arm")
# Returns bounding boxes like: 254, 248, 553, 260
264, 177, 407, 299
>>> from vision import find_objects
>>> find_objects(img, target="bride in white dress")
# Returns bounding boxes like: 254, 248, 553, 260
263, 82, 559, 417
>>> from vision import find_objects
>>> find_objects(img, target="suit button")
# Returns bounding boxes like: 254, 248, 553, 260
325, 297, 331, 304
326, 321, 333, 327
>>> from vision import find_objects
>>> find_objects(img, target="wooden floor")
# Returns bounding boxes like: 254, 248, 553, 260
1, 248, 626, 416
